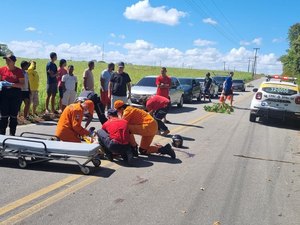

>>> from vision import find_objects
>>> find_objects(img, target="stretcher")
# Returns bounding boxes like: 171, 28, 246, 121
0, 132, 102, 175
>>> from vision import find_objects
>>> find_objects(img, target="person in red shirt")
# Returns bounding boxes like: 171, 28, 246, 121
97, 109, 133, 164
144, 95, 170, 136
156, 67, 172, 123
0, 54, 24, 135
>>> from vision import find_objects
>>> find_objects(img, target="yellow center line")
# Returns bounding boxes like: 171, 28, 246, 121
0, 163, 120, 225
0, 160, 111, 217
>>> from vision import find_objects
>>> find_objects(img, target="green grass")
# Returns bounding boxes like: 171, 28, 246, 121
0, 58, 253, 113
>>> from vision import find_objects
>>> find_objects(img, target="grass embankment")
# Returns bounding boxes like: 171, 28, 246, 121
0, 58, 253, 113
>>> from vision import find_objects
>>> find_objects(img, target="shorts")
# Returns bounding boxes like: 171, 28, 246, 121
100, 90, 110, 107
47, 83, 58, 95
59, 86, 64, 99
21, 91, 30, 100
223, 89, 233, 96
62, 90, 77, 106
204, 87, 210, 95
30, 91, 39, 106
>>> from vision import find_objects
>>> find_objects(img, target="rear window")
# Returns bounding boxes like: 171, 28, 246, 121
233, 80, 244, 83
178, 78, 192, 85
136, 77, 156, 87
213, 77, 227, 83
262, 86, 297, 95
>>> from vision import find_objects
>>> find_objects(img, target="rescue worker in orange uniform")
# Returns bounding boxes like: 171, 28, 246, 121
114, 100, 175, 159
55, 100, 94, 142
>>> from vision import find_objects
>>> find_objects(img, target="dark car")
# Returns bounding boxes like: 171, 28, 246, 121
178, 78, 201, 103
232, 79, 246, 91
212, 76, 228, 92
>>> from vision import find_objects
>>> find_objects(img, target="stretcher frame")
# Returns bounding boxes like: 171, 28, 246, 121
0, 132, 102, 175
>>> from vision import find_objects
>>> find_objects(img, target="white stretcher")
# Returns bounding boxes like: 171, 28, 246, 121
0, 132, 102, 174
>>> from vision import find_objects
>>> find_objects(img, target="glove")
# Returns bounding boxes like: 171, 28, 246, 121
88, 127, 95, 136
1, 81, 14, 87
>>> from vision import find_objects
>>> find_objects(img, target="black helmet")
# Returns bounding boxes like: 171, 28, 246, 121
172, 134, 183, 148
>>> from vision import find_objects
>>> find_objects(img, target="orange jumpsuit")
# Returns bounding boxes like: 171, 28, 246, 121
55, 102, 90, 142
122, 106, 159, 153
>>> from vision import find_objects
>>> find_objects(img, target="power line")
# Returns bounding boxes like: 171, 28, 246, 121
210, 0, 245, 41
185, 0, 240, 45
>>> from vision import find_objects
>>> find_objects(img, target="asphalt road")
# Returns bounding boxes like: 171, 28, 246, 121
0, 78, 299, 225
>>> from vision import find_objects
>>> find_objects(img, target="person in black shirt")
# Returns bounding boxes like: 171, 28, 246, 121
108, 62, 131, 109
204, 72, 212, 102
45, 52, 58, 114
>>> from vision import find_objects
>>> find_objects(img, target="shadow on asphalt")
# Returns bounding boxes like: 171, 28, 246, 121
139, 154, 182, 164
232, 106, 251, 111
0, 158, 116, 177
166, 122, 203, 129
36, 122, 58, 126
256, 118, 300, 131
169, 106, 197, 114
112, 157, 154, 168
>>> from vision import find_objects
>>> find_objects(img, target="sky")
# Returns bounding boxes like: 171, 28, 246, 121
0, 0, 299, 74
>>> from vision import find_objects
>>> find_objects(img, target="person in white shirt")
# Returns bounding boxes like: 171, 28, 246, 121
61, 65, 78, 111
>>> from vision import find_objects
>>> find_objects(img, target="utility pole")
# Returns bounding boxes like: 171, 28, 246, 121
223, 61, 226, 71
248, 58, 251, 73
101, 43, 104, 61
252, 48, 260, 78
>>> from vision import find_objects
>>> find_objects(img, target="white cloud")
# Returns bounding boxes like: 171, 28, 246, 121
240, 37, 262, 46
25, 27, 36, 32
108, 41, 122, 46
119, 34, 126, 39
110, 33, 116, 38
202, 18, 217, 25
252, 38, 262, 45
124, 0, 186, 26
3, 40, 282, 74
193, 38, 216, 47
272, 38, 284, 43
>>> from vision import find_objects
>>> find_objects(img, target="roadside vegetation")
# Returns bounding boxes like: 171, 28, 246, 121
280, 23, 300, 85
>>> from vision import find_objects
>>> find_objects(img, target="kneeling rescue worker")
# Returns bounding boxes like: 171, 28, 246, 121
55, 100, 94, 142
97, 109, 133, 164
114, 100, 176, 159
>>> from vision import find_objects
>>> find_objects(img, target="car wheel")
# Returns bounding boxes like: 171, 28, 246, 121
177, 95, 183, 108
249, 113, 256, 122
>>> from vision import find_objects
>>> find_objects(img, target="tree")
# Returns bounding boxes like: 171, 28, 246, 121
280, 23, 300, 81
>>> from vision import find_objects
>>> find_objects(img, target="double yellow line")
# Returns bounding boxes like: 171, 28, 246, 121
0, 161, 119, 225
0, 92, 254, 224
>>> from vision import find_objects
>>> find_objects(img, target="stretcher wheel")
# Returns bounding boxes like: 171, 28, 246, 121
92, 159, 101, 167
81, 166, 90, 175
18, 157, 27, 168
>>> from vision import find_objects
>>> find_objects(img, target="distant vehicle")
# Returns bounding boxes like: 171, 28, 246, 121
177, 78, 201, 103
232, 79, 246, 92
196, 77, 218, 98
249, 75, 300, 122
212, 76, 228, 92
131, 75, 184, 108
0, 44, 13, 56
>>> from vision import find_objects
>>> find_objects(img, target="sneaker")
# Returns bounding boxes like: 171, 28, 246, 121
123, 150, 133, 166
45, 109, 50, 114
158, 143, 176, 159
131, 145, 139, 157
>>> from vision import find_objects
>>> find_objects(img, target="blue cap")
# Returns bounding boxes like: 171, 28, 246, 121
107, 109, 118, 116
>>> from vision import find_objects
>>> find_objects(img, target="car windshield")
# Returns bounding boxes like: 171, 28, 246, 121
213, 76, 227, 83
233, 80, 244, 83
136, 77, 156, 87
262, 86, 297, 96
178, 78, 192, 85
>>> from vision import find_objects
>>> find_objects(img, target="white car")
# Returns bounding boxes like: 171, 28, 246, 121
249, 75, 300, 122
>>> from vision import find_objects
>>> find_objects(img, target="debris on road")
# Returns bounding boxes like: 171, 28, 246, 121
204, 103, 234, 114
